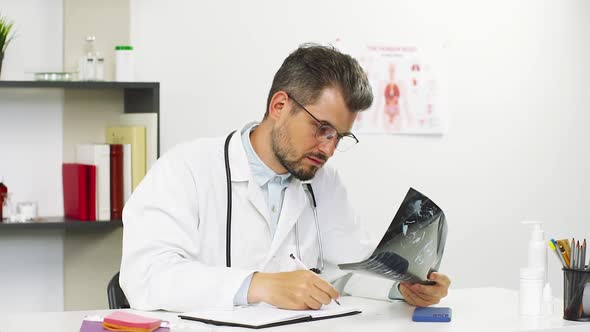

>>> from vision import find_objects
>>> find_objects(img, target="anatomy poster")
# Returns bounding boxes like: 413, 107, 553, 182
338, 42, 447, 135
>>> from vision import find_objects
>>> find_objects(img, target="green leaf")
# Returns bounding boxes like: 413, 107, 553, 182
0, 13, 16, 53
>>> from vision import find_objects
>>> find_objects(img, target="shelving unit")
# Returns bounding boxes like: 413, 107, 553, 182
0, 81, 158, 111
0, 218, 123, 230
0, 80, 160, 229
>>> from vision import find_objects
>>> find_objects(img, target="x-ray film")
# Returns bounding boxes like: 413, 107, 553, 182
338, 188, 447, 284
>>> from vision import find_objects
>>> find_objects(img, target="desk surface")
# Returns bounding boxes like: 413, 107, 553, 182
0, 288, 588, 331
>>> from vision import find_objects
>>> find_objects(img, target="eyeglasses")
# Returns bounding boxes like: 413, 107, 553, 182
288, 95, 359, 152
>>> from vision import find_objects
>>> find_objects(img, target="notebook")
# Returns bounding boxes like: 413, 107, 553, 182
179, 303, 361, 329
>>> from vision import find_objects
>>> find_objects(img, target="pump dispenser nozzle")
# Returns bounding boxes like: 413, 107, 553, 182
522, 220, 544, 241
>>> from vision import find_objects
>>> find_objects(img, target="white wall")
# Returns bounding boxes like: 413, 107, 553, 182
130, 0, 590, 298
0, 0, 64, 311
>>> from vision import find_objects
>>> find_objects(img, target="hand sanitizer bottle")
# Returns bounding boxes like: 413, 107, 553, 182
519, 221, 547, 316
522, 221, 547, 280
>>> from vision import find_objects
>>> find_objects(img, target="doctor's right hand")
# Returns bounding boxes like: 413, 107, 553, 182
247, 271, 340, 310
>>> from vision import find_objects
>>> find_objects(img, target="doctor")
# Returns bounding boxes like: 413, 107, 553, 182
120, 43, 451, 312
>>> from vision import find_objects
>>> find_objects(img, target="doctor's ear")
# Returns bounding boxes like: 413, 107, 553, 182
267, 91, 290, 121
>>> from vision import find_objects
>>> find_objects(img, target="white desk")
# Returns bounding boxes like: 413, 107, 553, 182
0, 288, 587, 331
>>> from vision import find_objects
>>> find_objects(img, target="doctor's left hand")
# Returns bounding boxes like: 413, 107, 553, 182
398, 271, 451, 307
247, 270, 340, 310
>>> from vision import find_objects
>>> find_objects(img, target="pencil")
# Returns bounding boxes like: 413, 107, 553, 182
572, 239, 577, 268
576, 241, 584, 269
583, 239, 587, 270
584, 239, 588, 270
572, 240, 577, 269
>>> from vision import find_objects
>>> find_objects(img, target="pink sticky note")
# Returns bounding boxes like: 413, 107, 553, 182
103, 311, 162, 330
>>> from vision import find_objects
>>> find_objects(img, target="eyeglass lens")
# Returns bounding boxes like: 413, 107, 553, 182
316, 125, 356, 151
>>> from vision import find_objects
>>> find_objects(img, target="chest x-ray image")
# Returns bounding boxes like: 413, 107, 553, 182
339, 188, 447, 284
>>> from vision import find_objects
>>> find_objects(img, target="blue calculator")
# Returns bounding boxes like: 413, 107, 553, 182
412, 307, 452, 322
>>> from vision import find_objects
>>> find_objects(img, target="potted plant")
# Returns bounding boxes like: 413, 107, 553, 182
0, 13, 15, 78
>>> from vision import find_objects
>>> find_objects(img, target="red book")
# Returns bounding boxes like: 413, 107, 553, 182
88, 165, 96, 220
110, 144, 124, 220
63, 163, 96, 221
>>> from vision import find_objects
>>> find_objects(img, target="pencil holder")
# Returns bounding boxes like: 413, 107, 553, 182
562, 268, 590, 321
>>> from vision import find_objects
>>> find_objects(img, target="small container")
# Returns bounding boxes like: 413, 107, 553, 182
542, 282, 553, 315
34, 72, 75, 81
95, 55, 105, 81
82, 35, 97, 81
519, 267, 544, 316
562, 268, 590, 321
115, 45, 134, 82
85, 57, 96, 81
2, 192, 13, 222
16, 202, 37, 221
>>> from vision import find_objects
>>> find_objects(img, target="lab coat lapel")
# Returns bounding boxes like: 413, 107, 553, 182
266, 180, 307, 261
228, 126, 271, 230
247, 176, 271, 228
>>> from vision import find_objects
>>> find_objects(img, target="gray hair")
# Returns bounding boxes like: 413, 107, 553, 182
264, 43, 373, 118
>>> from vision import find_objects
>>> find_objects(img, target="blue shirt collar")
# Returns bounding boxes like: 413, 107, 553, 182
241, 123, 291, 187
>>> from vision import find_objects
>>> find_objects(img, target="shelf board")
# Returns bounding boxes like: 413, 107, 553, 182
0, 80, 158, 89
0, 80, 160, 115
0, 217, 123, 230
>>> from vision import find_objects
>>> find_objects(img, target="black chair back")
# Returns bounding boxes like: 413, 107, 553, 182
107, 272, 130, 309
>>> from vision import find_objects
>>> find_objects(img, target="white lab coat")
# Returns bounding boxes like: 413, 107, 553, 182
120, 125, 395, 312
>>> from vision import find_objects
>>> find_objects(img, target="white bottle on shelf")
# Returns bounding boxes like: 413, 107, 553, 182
85, 57, 95, 81
115, 45, 134, 81
79, 35, 98, 81
95, 51, 104, 81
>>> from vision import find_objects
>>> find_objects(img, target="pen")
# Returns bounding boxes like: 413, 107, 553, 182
289, 253, 341, 306
549, 239, 567, 268
556, 239, 571, 267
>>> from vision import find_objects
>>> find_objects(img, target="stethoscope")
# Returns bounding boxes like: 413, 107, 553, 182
224, 130, 325, 273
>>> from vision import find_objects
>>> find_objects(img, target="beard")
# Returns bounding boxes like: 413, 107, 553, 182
270, 124, 326, 181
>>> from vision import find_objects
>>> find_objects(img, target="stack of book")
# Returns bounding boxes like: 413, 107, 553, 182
62, 126, 146, 221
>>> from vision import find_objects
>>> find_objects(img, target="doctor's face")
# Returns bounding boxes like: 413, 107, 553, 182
271, 88, 357, 181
